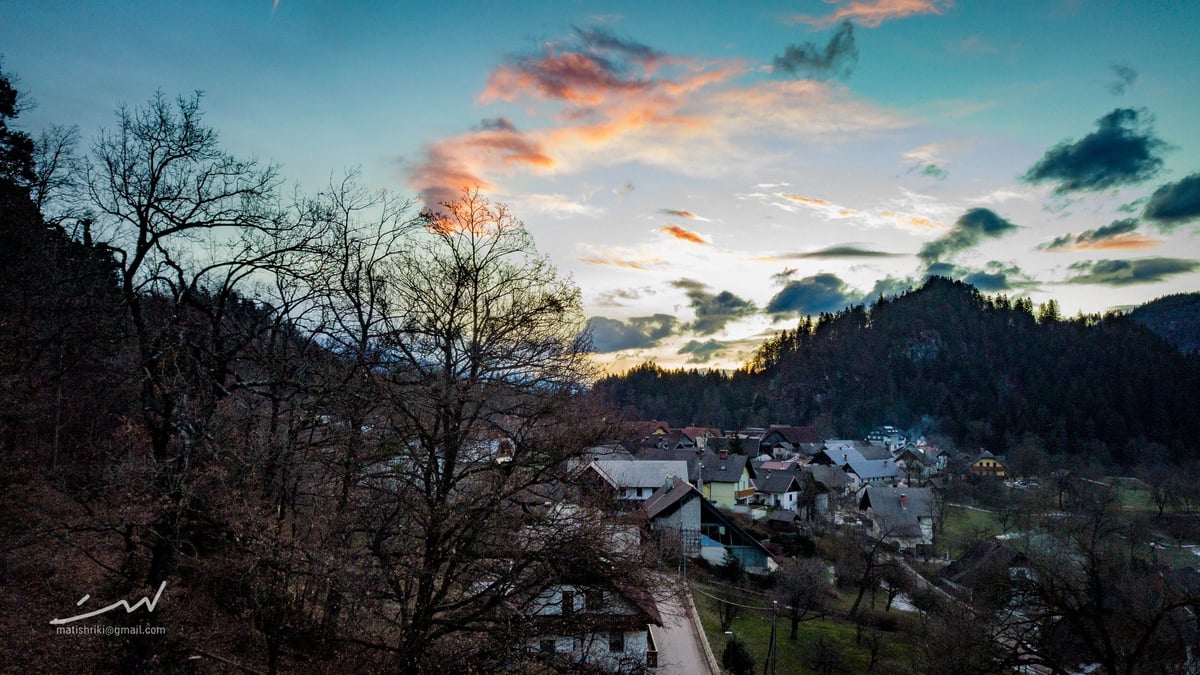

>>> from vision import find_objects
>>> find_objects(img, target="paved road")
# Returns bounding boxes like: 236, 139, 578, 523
651, 578, 718, 674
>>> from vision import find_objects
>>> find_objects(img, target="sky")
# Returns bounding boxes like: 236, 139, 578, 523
3, 0, 1200, 371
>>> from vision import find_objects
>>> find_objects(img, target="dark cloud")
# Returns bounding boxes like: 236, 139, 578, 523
587, 314, 680, 352
1108, 63, 1138, 95
923, 262, 1036, 292
864, 276, 914, 301
1066, 257, 1200, 286
671, 278, 757, 334
918, 208, 1019, 264
573, 25, 664, 65
786, 245, 900, 259
475, 117, 517, 132
1143, 173, 1200, 228
1023, 108, 1167, 194
920, 164, 948, 180
773, 20, 858, 81
766, 273, 858, 315
1039, 218, 1157, 251
678, 339, 729, 364
594, 287, 655, 307
771, 267, 799, 286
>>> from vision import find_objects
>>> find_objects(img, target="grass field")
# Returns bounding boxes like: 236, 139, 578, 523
693, 582, 920, 674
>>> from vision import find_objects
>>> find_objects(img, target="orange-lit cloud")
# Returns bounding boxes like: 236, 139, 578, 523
1041, 220, 1160, 251
879, 211, 944, 230
576, 255, 669, 271
660, 224, 710, 245
794, 0, 953, 28
410, 118, 554, 207
780, 193, 830, 207
661, 209, 698, 219
410, 29, 907, 207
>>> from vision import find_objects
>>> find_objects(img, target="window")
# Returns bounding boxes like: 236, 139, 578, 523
609, 630, 625, 652
561, 591, 575, 615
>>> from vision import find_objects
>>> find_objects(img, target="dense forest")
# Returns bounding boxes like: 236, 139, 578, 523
595, 278, 1200, 466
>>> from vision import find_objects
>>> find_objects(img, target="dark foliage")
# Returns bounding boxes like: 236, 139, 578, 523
596, 277, 1200, 465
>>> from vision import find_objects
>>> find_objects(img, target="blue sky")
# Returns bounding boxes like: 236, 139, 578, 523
3, 0, 1200, 370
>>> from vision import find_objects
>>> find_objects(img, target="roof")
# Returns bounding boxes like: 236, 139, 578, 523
806, 465, 852, 490
942, 539, 1028, 589
842, 459, 899, 481
591, 460, 689, 489
679, 425, 721, 442
762, 425, 823, 445
756, 470, 801, 494
859, 486, 935, 538
698, 450, 749, 484
642, 479, 697, 520
635, 447, 700, 483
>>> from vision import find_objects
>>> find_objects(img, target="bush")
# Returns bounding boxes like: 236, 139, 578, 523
722, 635, 756, 675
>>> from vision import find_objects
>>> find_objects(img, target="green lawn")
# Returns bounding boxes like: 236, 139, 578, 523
694, 585, 920, 674
937, 504, 1002, 559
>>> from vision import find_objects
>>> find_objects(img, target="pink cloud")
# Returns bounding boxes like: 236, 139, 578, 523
793, 0, 952, 28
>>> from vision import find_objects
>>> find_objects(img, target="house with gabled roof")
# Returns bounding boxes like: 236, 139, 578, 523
754, 470, 803, 511
841, 457, 899, 491
697, 449, 755, 508
641, 478, 776, 573
583, 460, 689, 502
971, 450, 1008, 478
760, 425, 824, 458
858, 486, 936, 553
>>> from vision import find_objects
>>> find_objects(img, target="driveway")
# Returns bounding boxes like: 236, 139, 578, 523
650, 576, 718, 674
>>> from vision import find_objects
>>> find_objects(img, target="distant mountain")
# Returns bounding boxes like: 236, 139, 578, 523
1128, 293, 1200, 354
595, 277, 1200, 465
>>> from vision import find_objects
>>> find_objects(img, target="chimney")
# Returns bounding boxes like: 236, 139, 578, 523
719, 449, 728, 460
843, 453, 848, 463
900, 493, 907, 509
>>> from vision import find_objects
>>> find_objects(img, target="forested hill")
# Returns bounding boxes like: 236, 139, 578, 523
594, 277, 1200, 466
1129, 293, 1200, 354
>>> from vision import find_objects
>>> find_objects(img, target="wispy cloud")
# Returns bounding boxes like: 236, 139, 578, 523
773, 21, 858, 81
576, 244, 668, 270
410, 117, 554, 207
660, 224, 711, 244
751, 245, 900, 261
1039, 219, 1158, 251
1023, 108, 1166, 194
792, 0, 953, 28
1108, 62, 1138, 95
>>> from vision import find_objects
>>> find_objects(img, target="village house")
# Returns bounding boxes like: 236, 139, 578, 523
582, 460, 689, 502
642, 478, 776, 573
858, 486, 937, 554
697, 448, 755, 508
753, 470, 803, 511
970, 450, 1008, 478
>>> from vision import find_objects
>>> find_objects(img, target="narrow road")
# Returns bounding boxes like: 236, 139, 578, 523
651, 576, 718, 674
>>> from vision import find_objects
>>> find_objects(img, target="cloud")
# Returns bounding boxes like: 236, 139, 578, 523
1039, 218, 1158, 251
410, 117, 554, 207
924, 261, 1036, 292
671, 278, 757, 334
678, 339, 731, 364
1143, 173, 1200, 229
792, 0, 952, 27
766, 272, 859, 315
918, 208, 1018, 264
659, 208, 701, 219
902, 143, 953, 179
1022, 108, 1167, 194
1066, 258, 1200, 286
752, 245, 900, 261
588, 314, 680, 352
511, 192, 604, 218
775, 192, 861, 218
593, 287, 656, 307
660, 224, 710, 244
1108, 63, 1137, 95
948, 34, 998, 56
773, 21, 858, 81
571, 25, 665, 65
576, 245, 668, 270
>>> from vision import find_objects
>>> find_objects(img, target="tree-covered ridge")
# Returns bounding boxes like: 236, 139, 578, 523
595, 277, 1200, 465
1129, 292, 1200, 353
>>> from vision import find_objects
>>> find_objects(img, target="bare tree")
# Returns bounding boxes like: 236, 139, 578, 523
771, 556, 830, 639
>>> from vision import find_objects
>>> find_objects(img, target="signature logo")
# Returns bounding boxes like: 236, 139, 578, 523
49, 582, 167, 625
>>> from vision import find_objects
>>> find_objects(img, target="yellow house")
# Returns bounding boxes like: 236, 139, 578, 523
699, 450, 755, 508
970, 451, 1007, 478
